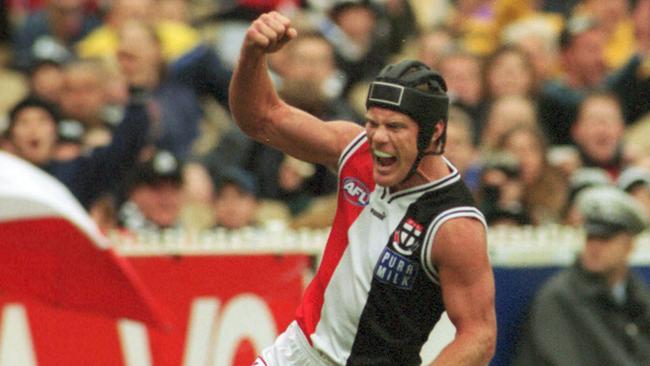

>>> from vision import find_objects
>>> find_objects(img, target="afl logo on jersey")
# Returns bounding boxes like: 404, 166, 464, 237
342, 177, 370, 206
392, 218, 424, 256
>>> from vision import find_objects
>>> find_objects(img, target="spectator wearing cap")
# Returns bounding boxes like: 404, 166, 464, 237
3, 93, 151, 209
212, 167, 259, 230
618, 166, 650, 216
562, 167, 612, 226
118, 150, 184, 231
513, 186, 650, 366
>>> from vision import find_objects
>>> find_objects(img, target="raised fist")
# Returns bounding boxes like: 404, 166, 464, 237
245, 12, 298, 54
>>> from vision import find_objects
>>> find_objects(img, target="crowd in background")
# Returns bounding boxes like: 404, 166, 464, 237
1, 0, 650, 234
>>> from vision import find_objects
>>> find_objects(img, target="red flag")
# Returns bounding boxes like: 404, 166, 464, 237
0, 152, 167, 328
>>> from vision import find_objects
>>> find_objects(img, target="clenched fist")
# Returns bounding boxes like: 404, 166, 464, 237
245, 12, 298, 54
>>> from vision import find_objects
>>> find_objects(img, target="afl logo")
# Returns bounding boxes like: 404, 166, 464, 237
342, 177, 370, 206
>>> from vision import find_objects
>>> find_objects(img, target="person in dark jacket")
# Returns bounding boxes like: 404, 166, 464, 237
3, 94, 151, 209
513, 186, 650, 366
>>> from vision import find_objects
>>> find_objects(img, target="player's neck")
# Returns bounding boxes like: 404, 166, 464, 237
393, 155, 449, 191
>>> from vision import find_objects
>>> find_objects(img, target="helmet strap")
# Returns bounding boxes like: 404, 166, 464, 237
400, 133, 446, 185
401, 150, 426, 184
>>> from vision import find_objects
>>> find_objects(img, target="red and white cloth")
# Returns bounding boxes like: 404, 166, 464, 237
0, 151, 165, 327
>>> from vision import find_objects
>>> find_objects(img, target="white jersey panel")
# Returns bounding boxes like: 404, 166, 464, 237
311, 186, 419, 363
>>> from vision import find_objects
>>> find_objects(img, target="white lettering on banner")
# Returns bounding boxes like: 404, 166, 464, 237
118, 319, 152, 366
0, 295, 277, 365
0, 305, 36, 366
210, 295, 277, 366
182, 298, 221, 366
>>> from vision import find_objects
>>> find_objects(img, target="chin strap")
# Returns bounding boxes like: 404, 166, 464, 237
400, 146, 443, 185
401, 151, 425, 184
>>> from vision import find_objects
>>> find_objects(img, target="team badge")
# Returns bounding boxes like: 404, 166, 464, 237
392, 218, 424, 256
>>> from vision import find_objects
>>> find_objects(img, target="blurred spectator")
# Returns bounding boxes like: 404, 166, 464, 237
497, 125, 567, 224
0, 54, 28, 116
277, 155, 318, 216
416, 26, 454, 70
483, 45, 537, 100
542, 0, 580, 16
54, 117, 84, 160
538, 13, 606, 145
561, 167, 612, 226
274, 31, 360, 198
3, 97, 58, 165
59, 59, 117, 148
618, 166, 650, 217
108, 12, 232, 159
76, 0, 199, 63
579, 0, 636, 70
11, 0, 100, 70
118, 150, 184, 230
2, 93, 151, 209
157, 0, 191, 24
319, 0, 391, 94
449, 0, 499, 55
444, 106, 481, 193
513, 186, 650, 366
480, 95, 538, 150
437, 48, 485, 130
28, 59, 64, 104
476, 151, 530, 226
379, 0, 418, 55
570, 91, 629, 179
501, 16, 560, 82
540, 2, 650, 144
279, 30, 357, 121
244, 140, 320, 216
212, 166, 260, 230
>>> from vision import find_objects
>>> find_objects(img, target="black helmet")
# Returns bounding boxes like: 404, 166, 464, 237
366, 60, 449, 180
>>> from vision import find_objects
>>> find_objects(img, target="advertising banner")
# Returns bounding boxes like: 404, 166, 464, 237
0, 254, 310, 366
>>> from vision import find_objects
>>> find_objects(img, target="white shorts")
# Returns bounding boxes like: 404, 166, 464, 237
252, 321, 335, 366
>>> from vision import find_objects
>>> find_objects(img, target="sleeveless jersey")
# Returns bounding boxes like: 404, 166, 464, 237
294, 132, 486, 365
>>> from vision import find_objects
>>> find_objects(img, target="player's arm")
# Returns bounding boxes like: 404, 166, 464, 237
229, 12, 362, 171
428, 218, 496, 366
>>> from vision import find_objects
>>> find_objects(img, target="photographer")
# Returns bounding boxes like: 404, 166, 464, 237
477, 152, 531, 226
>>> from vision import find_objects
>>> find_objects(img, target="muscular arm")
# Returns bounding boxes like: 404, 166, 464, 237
229, 12, 362, 171
429, 218, 496, 366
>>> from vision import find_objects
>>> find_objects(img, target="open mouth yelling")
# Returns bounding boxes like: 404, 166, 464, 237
374, 149, 397, 167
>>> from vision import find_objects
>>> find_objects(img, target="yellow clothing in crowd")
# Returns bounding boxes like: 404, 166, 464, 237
604, 20, 636, 70
76, 20, 201, 62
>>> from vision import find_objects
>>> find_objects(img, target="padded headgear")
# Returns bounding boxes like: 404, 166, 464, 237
366, 60, 449, 153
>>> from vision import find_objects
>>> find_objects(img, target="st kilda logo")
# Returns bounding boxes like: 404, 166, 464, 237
392, 218, 424, 256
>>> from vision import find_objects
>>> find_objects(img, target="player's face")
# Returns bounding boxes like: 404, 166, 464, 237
365, 107, 419, 188
8, 107, 57, 165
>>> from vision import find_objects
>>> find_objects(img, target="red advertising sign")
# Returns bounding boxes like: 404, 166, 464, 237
0, 254, 310, 366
